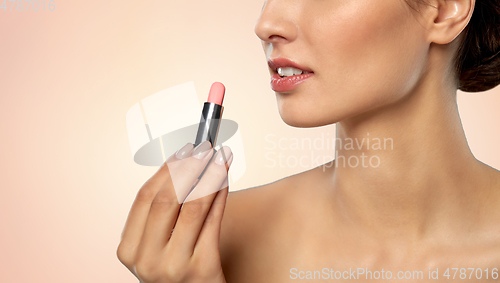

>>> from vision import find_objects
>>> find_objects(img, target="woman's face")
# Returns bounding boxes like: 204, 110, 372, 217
255, 0, 430, 127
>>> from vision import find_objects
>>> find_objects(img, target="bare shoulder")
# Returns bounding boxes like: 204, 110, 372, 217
218, 163, 333, 280
219, 164, 323, 242
219, 172, 300, 251
218, 172, 300, 281
220, 161, 333, 226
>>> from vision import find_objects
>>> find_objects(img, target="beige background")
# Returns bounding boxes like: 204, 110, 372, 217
0, 0, 499, 282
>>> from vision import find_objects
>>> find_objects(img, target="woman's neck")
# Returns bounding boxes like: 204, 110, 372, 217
328, 69, 497, 242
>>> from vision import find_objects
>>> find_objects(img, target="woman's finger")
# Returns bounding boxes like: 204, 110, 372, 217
118, 155, 177, 264
169, 141, 214, 204
163, 142, 195, 173
167, 146, 233, 257
135, 141, 213, 256
134, 177, 182, 258
193, 153, 232, 255
183, 147, 232, 203
117, 142, 193, 266
193, 185, 229, 256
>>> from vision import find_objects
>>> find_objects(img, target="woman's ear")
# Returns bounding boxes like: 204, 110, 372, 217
424, 0, 475, 44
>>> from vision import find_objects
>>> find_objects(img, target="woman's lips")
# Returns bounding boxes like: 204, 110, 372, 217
270, 73, 314, 92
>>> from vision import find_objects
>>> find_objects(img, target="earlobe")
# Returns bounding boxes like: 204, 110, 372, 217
427, 0, 475, 44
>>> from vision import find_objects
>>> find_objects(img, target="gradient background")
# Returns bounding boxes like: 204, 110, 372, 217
1, 1, 499, 282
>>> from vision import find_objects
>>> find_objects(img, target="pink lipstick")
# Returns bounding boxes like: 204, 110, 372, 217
194, 82, 225, 147
270, 73, 314, 92
268, 58, 314, 92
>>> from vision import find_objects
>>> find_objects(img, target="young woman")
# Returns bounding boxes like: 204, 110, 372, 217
117, 0, 500, 282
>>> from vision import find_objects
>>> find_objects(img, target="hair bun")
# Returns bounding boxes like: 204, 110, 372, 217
456, 0, 500, 92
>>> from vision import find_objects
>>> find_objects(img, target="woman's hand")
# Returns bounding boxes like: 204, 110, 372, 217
117, 141, 233, 283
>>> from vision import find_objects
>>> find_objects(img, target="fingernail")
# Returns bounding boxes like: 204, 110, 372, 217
175, 142, 194, 159
214, 146, 233, 166
192, 140, 213, 159
226, 154, 234, 167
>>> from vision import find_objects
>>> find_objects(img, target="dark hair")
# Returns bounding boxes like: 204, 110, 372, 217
406, 0, 500, 92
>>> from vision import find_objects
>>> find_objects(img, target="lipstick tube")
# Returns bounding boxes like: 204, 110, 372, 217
194, 102, 223, 147
194, 82, 225, 147
191, 82, 226, 182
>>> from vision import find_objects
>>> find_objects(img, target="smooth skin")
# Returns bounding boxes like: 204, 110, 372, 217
118, 0, 500, 282
117, 141, 232, 283
219, 0, 500, 282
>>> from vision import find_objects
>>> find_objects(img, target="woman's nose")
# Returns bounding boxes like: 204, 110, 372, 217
254, 0, 298, 44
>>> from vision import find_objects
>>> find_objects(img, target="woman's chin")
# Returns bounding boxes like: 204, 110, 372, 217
279, 111, 340, 128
